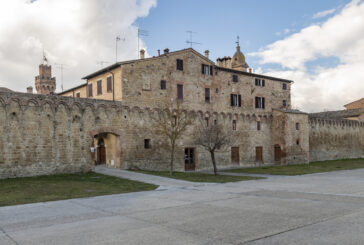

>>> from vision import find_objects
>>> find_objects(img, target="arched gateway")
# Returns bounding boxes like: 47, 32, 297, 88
88, 127, 123, 168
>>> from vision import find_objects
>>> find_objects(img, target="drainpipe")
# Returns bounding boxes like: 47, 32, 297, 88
107, 69, 115, 102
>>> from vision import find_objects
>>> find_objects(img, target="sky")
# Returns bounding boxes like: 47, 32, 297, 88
0, 0, 363, 112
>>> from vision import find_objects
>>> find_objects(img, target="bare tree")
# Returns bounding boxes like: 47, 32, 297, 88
154, 100, 192, 175
194, 122, 237, 175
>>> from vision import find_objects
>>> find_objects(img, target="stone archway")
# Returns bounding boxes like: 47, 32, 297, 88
88, 127, 123, 168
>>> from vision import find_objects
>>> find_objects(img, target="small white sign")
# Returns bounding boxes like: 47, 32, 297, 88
90, 147, 95, 153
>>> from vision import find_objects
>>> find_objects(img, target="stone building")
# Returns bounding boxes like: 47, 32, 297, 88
58, 43, 309, 170
1, 43, 363, 179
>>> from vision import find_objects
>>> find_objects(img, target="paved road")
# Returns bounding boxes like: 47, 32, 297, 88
2, 169, 364, 244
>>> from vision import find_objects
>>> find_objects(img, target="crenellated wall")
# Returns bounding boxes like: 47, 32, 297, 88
0, 91, 287, 179
309, 117, 364, 161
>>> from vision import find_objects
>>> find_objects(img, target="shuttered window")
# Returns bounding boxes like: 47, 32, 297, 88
107, 77, 112, 92
255, 97, 265, 109
233, 75, 238, 83
76, 92, 80, 98
88, 84, 93, 97
205, 88, 210, 103
230, 94, 241, 107
201, 64, 213, 75
97, 80, 102, 95
177, 84, 183, 100
176, 59, 183, 71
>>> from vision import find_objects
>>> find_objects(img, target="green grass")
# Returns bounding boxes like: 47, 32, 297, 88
132, 170, 263, 183
224, 158, 364, 176
0, 172, 157, 207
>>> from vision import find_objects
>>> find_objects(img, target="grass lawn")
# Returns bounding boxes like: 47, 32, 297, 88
0, 172, 157, 207
132, 170, 263, 183
224, 158, 364, 176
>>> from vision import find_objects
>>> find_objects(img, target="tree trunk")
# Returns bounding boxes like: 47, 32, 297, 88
210, 151, 217, 176
170, 145, 175, 176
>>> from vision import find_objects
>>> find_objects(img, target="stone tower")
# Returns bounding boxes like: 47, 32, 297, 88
35, 56, 56, 95
231, 39, 249, 71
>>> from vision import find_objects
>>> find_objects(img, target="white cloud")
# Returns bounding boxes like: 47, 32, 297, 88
251, 0, 364, 112
0, 0, 156, 92
313, 8, 336, 19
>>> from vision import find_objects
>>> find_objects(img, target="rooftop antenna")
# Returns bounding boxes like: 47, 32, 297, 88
137, 28, 149, 58
42, 48, 48, 65
96, 61, 110, 68
186, 30, 201, 48
54, 63, 68, 92
116, 36, 125, 62
236, 35, 240, 46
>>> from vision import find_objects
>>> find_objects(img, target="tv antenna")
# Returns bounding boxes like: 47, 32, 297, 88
96, 61, 110, 68
54, 63, 68, 92
116, 36, 125, 62
137, 28, 149, 58
186, 30, 201, 48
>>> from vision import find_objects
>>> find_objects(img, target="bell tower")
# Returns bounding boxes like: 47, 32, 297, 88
231, 36, 249, 71
35, 53, 56, 95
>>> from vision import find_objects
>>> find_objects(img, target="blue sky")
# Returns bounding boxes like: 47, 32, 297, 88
136, 0, 350, 70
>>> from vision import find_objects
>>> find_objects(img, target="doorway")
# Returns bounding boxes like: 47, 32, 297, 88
96, 138, 106, 165
231, 147, 240, 165
256, 146, 263, 163
185, 148, 195, 171
274, 145, 281, 162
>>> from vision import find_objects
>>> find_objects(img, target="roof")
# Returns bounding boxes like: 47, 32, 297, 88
0, 87, 13, 92
58, 83, 87, 95
215, 66, 293, 83
309, 108, 364, 119
344, 98, 364, 107
274, 108, 308, 115
82, 48, 214, 80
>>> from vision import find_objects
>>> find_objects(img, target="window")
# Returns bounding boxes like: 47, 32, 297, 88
176, 59, 183, 71
283, 100, 287, 107
172, 116, 177, 127
283, 83, 287, 90
230, 94, 242, 107
296, 139, 300, 145
214, 119, 217, 125
88, 84, 93, 97
107, 76, 112, 92
205, 88, 210, 103
97, 80, 102, 95
232, 120, 237, 130
257, 121, 261, 131
216, 88, 219, 93
255, 78, 265, 87
255, 97, 265, 109
205, 117, 209, 127
177, 84, 183, 100
296, 123, 300, 130
160, 80, 166, 90
233, 74, 238, 83
144, 139, 151, 149
201, 64, 213, 75
76, 92, 80, 98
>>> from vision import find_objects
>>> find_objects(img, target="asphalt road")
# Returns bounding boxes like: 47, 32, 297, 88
2, 168, 364, 245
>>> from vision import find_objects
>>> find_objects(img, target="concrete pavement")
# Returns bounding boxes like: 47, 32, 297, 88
2, 168, 364, 244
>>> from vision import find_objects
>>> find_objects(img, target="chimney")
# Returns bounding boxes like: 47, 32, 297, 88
140, 49, 145, 59
204, 50, 209, 59
249, 68, 252, 73
158, 49, 160, 56
26, 86, 33, 94
164, 48, 169, 54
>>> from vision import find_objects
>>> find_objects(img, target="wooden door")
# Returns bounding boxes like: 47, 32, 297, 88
231, 147, 239, 165
98, 145, 106, 165
274, 145, 281, 162
184, 148, 195, 171
256, 147, 263, 162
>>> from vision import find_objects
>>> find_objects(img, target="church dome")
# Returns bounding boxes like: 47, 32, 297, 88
231, 43, 249, 70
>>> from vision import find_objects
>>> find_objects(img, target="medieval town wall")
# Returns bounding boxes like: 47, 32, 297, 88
309, 117, 364, 162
